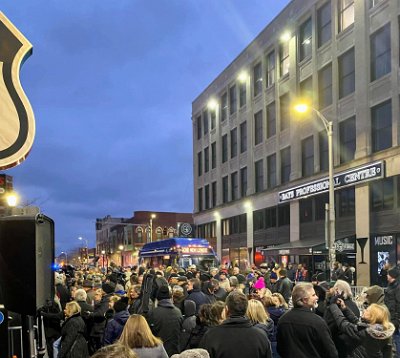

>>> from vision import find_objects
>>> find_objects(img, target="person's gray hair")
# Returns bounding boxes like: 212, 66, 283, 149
292, 282, 314, 308
74, 288, 87, 302
333, 279, 352, 299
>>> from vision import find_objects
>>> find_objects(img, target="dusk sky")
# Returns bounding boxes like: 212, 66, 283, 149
2, 1, 291, 254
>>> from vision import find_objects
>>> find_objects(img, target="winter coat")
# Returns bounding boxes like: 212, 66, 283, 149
253, 320, 275, 343
329, 303, 394, 358
147, 298, 183, 356
133, 344, 169, 358
275, 277, 292, 303
56, 283, 71, 309
59, 313, 89, 358
199, 315, 272, 358
186, 288, 209, 313
337, 268, 353, 284
103, 309, 130, 345
324, 297, 360, 358
384, 279, 400, 329
277, 307, 338, 358
89, 294, 110, 338
180, 300, 197, 351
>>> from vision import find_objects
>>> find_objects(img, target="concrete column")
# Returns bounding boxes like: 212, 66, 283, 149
290, 200, 300, 242
247, 209, 254, 265
216, 216, 222, 260
355, 184, 370, 286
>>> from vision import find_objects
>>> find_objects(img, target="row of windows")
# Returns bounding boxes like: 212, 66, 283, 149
253, 204, 290, 230
197, 222, 216, 239
222, 214, 247, 236
196, 6, 393, 141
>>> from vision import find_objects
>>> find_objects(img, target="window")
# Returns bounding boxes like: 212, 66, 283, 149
339, 48, 355, 98
210, 109, 216, 130
265, 207, 277, 228
319, 130, 328, 172
240, 167, 247, 197
197, 152, 202, 176
339, 0, 354, 32
221, 92, 228, 122
267, 153, 277, 189
300, 198, 313, 223
239, 82, 246, 107
280, 93, 290, 131
240, 121, 247, 153
280, 42, 289, 77
339, 116, 356, 164
318, 2, 332, 47
196, 115, 202, 140
281, 146, 291, 184
203, 109, 209, 135
230, 128, 237, 158
369, 0, 384, 8
231, 172, 238, 201
371, 177, 394, 211
222, 134, 228, 163
136, 227, 143, 242
336, 187, 355, 217
253, 62, 263, 97
371, 24, 391, 81
212, 181, 217, 207
222, 176, 229, 204
266, 102, 276, 138
302, 136, 314, 177
254, 210, 265, 230
299, 17, 312, 61
319, 64, 332, 109
266, 51, 275, 87
255, 159, 264, 193
300, 76, 313, 101
254, 110, 263, 145
211, 142, 216, 169
315, 193, 328, 220
278, 204, 290, 226
204, 146, 209, 173
372, 100, 392, 153
205, 184, 210, 210
229, 85, 237, 115
198, 188, 203, 211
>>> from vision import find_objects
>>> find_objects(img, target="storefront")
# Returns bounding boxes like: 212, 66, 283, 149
370, 233, 400, 285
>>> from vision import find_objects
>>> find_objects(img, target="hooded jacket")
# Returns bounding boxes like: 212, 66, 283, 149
329, 303, 394, 358
103, 309, 130, 345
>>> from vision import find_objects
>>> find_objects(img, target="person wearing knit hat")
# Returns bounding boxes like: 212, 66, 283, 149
171, 348, 210, 358
157, 285, 171, 301
103, 297, 130, 345
364, 285, 385, 305
102, 281, 116, 295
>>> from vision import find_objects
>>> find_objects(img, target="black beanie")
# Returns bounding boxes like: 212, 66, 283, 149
113, 297, 129, 312
102, 281, 116, 294
388, 268, 400, 280
157, 286, 171, 300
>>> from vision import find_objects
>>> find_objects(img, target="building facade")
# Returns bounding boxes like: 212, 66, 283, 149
96, 211, 194, 267
192, 0, 400, 285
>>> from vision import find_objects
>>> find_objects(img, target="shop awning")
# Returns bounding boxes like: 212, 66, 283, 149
262, 237, 326, 252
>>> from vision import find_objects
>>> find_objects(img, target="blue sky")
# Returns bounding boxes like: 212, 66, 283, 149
2, 0, 291, 254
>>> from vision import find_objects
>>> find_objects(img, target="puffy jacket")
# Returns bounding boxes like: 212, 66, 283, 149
103, 309, 130, 345
59, 313, 89, 358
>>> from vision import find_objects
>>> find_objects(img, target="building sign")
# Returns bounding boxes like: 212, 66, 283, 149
334, 236, 356, 253
370, 233, 397, 285
181, 247, 209, 254
279, 161, 383, 203
0, 12, 35, 170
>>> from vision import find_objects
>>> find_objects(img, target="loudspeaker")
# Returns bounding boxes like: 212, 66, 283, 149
0, 215, 54, 315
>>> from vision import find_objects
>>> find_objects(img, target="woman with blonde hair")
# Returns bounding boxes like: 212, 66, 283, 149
271, 292, 288, 310
119, 314, 168, 358
58, 301, 89, 358
329, 300, 394, 357
246, 299, 274, 341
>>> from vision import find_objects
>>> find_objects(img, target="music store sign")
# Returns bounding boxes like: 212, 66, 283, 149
279, 161, 384, 203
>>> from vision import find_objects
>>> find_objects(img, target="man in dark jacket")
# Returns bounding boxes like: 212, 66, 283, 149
384, 267, 400, 357
103, 297, 130, 345
147, 286, 183, 356
185, 278, 208, 313
277, 282, 338, 358
199, 291, 272, 358
275, 269, 292, 304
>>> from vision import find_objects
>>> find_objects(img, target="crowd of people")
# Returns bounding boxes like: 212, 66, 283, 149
41, 260, 400, 358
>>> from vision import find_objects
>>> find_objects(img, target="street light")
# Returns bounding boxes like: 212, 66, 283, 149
78, 236, 88, 266
294, 103, 336, 277
60, 251, 68, 265
118, 244, 124, 267
101, 250, 106, 269
149, 213, 156, 243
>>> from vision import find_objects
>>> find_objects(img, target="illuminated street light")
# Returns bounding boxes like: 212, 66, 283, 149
280, 31, 291, 42
6, 192, 18, 207
294, 103, 336, 277
238, 71, 248, 83
148, 213, 156, 243
207, 98, 218, 111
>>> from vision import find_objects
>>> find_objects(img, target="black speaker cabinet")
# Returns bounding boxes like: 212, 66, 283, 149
0, 215, 54, 315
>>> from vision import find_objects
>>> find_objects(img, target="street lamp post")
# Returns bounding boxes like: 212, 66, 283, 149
101, 250, 105, 269
148, 213, 156, 243
78, 236, 88, 266
294, 104, 336, 277
118, 244, 124, 267
60, 251, 68, 266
